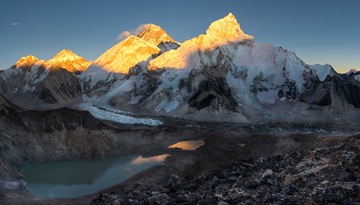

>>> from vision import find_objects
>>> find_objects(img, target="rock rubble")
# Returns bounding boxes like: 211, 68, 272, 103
91, 136, 359, 205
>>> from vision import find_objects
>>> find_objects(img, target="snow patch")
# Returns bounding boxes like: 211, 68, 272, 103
310, 64, 333, 81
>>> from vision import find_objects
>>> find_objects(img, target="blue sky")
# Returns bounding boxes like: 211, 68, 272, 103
1, 0, 359, 73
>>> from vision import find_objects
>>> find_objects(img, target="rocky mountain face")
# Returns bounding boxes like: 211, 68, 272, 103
300, 69, 360, 110
79, 24, 180, 96
0, 50, 88, 109
348, 69, 360, 81
1, 13, 359, 123
94, 13, 360, 123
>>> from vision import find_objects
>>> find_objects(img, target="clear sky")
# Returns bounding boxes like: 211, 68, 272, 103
1, 0, 359, 73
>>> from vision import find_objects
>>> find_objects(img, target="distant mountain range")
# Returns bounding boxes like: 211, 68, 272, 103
1, 13, 359, 125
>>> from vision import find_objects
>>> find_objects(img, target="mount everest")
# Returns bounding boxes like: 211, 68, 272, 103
1, 13, 359, 125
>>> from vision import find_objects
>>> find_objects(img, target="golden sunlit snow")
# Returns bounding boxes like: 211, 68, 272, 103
148, 13, 254, 70
92, 36, 160, 74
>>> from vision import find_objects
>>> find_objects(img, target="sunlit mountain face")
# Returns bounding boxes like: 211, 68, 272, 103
15, 55, 41, 68
0, 50, 89, 109
148, 13, 254, 70
136, 24, 176, 46
1, 12, 359, 122
44, 50, 91, 74
90, 24, 180, 74
0, 12, 360, 205
91, 35, 161, 74
14, 50, 91, 74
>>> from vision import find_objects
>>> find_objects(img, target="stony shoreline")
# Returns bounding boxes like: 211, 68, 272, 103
90, 135, 360, 205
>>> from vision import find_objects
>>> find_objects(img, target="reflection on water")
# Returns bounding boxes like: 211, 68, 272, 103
131, 154, 169, 165
168, 140, 205, 150
17, 154, 169, 198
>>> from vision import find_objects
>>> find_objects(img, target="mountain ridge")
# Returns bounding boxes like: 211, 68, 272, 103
137, 24, 177, 46
1, 13, 360, 124
91, 35, 160, 74
148, 13, 253, 71
15, 55, 41, 68
13, 50, 91, 74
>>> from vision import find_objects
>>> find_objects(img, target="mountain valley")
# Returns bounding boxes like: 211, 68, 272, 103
0, 13, 359, 204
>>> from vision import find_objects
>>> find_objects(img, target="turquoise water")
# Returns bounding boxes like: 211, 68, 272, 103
17, 154, 168, 198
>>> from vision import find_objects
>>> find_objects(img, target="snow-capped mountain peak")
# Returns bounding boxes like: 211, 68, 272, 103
91, 35, 160, 74
49, 49, 78, 60
3, 13, 360, 125
347, 69, 360, 75
137, 24, 176, 46
45, 49, 91, 73
204, 12, 254, 47
347, 69, 360, 81
148, 13, 254, 70
15, 55, 40, 68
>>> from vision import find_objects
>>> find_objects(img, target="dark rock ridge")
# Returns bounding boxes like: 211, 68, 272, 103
187, 77, 238, 111
157, 41, 180, 53
0, 66, 82, 109
300, 71, 360, 108
34, 68, 82, 105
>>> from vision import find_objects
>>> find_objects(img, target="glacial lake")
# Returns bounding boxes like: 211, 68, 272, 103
17, 154, 169, 198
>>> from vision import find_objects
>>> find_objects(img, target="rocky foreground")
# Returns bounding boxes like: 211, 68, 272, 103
2, 95, 359, 205
91, 136, 360, 205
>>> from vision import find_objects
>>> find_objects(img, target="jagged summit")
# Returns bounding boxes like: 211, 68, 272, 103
137, 24, 176, 46
14, 50, 90, 73
92, 35, 160, 74
204, 13, 254, 47
15, 55, 40, 68
148, 13, 254, 70
49, 49, 78, 59
45, 49, 91, 73
4, 13, 360, 122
